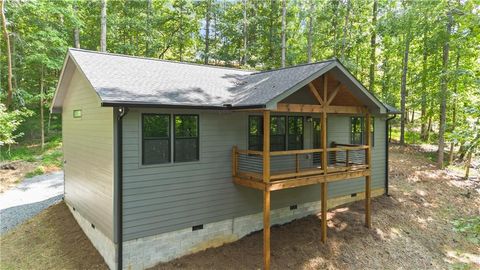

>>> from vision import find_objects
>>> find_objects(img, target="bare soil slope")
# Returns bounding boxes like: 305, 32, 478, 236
153, 145, 479, 269
0, 146, 478, 269
0, 202, 108, 270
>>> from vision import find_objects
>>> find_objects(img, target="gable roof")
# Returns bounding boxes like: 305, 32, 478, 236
51, 49, 388, 114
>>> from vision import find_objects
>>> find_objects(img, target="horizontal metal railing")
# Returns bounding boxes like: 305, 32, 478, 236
232, 144, 368, 182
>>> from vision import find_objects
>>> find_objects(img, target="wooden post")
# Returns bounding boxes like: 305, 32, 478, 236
295, 154, 300, 173
346, 149, 350, 170
263, 189, 271, 270
263, 110, 270, 183
365, 113, 372, 228
262, 110, 271, 270
232, 145, 238, 177
321, 75, 328, 243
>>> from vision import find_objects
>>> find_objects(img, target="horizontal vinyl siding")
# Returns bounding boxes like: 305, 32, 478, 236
122, 110, 386, 241
63, 68, 114, 240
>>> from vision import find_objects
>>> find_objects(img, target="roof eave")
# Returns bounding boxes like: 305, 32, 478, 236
101, 101, 266, 110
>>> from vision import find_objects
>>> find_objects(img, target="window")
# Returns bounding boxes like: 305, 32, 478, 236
270, 116, 286, 151
142, 114, 170, 165
174, 115, 199, 162
73, 109, 82, 118
350, 117, 375, 146
287, 116, 304, 150
248, 116, 263, 151
248, 115, 304, 151
350, 117, 364, 145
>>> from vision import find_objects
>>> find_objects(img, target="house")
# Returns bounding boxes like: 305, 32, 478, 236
51, 48, 400, 270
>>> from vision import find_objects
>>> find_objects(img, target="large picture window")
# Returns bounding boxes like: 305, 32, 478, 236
248, 115, 304, 151
142, 114, 170, 165
288, 116, 304, 150
174, 115, 199, 162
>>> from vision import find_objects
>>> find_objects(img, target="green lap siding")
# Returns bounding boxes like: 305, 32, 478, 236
122, 109, 386, 241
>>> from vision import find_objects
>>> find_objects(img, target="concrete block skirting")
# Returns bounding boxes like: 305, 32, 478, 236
67, 203, 117, 269
122, 188, 384, 270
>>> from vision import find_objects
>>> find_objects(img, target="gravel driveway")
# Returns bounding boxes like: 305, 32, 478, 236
0, 171, 64, 234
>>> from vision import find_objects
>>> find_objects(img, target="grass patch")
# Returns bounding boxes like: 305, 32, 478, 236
24, 166, 45, 178
453, 216, 480, 244
0, 135, 62, 163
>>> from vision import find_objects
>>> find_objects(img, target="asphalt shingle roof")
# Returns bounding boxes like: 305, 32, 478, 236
68, 49, 333, 108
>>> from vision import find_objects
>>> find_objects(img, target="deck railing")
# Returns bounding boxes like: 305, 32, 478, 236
232, 144, 369, 182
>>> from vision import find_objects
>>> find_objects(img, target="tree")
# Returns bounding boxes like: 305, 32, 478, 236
73, 0, 80, 48
437, 9, 453, 169
281, 0, 286, 67
100, 0, 107, 52
368, 0, 377, 92
306, 0, 314, 63
1, 0, 13, 109
399, 23, 411, 145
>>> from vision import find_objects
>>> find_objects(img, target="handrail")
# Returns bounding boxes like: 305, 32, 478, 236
270, 148, 323, 156
234, 146, 367, 157
236, 149, 263, 156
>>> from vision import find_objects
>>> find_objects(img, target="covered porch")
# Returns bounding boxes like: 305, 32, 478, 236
232, 73, 375, 269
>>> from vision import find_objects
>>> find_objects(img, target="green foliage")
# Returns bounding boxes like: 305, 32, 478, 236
0, 135, 62, 163
0, 0, 479, 154
25, 166, 45, 179
0, 104, 33, 151
452, 216, 480, 245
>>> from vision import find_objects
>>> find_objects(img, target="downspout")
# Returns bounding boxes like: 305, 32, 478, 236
385, 114, 396, 196
116, 107, 128, 270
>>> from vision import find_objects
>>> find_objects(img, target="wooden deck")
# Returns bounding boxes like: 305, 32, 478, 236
235, 165, 369, 191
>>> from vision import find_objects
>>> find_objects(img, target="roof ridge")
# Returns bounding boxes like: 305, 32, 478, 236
68, 48, 256, 73
249, 59, 337, 75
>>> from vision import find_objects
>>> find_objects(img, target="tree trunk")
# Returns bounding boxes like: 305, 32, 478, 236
437, 11, 452, 169
341, 0, 350, 62
464, 151, 472, 179
1, 0, 13, 109
100, 0, 107, 52
400, 28, 411, 145
73, 0, 80, 48
368, 0, 377, 92
205, 0, 211, 64
420, 22, 428, 140
241, 0, 247, 65
145, 0, 152, 56
40, 67, 45, 151
307, 0, 314, 63
448, 52, 460, 164
281, 0, 286, 67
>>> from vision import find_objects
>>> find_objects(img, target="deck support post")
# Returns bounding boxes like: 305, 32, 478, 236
365, 112, 372, 228
262, 110, 271, 270
320, 75, 328, 243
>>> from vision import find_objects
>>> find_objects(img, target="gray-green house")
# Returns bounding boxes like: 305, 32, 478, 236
51, 48, 399, 270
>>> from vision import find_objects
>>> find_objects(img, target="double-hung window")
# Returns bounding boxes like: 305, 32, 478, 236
142, 114, 171, 165
174, 115, 199, 162
270, 116, 286, 151
248, 116, 263, 151
287, 116, 304, 150
142, 114, 199, 165
350, 116, 374, 146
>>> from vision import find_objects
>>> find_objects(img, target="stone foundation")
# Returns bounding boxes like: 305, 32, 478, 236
123, 188, 384, 270
67, 203, 117, 269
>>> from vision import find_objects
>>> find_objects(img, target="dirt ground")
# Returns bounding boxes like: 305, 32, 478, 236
0, 202, 108, 270
153, 145, 480, 269
0, 161, 37, 193
0, 146, 478, 269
